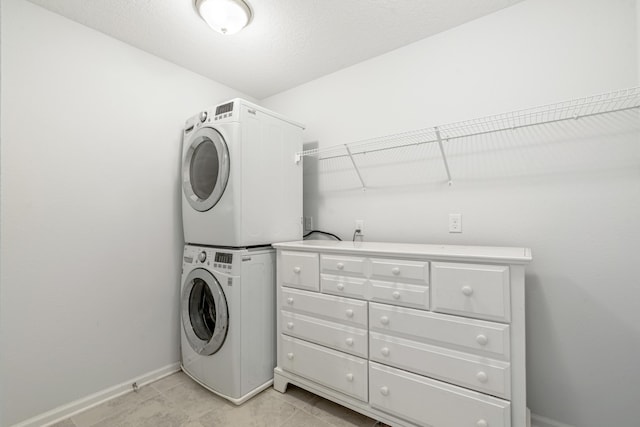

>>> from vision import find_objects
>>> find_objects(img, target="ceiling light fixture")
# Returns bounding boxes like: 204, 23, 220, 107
195, 0, 252, 35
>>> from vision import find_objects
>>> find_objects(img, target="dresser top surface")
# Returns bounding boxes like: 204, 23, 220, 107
273, 240, 532, 264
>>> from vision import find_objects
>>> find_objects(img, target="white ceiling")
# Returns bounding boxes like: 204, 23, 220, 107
25, 0, 523, 99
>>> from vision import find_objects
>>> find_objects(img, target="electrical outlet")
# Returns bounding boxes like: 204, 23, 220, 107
304, 216, 313, 231
355, 219, 364, 235
449, 214, 462, 233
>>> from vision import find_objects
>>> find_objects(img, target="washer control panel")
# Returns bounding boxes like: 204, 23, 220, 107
182, 246, 242, 273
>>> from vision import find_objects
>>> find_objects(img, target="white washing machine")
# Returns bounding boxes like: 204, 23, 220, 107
180, 244, 276, 404
181, 98, 304, 247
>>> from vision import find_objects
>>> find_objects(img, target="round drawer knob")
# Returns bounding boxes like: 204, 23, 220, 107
286, 297, 294, 305
337, 262, 344, 270
476, 334, 488, 346
477, 420, 488, 427
345, 338, 354, 346
392, 291, 400, 299
391, 267, 401, 275
380, 316, 390, 325
286, 322, 294, 330
462, 285, 474, 296
380, 386, 389, 396
345, 309, 354, 318
293, 266, 301, 274
381, 347, 390, 357
346, 373, 354, 382
476, 371, 488, 383
337, 283, 345, 291
287, 353, 294, 360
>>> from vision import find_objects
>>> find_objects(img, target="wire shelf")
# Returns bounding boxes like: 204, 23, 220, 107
296, 86, 640, 188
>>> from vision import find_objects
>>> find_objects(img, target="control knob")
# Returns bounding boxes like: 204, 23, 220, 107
198, 251, 207, 263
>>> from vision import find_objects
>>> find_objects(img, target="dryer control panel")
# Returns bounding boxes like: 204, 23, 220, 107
215, 252, 233, 264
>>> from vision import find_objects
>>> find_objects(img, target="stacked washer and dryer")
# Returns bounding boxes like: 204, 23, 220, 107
179, 98, 304, 404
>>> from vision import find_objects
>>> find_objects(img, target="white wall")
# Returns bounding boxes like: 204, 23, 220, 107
0, 0, 254, 425
263, 1, 640, 426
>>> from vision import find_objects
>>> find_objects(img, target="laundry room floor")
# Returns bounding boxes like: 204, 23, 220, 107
50, 371, 386, 427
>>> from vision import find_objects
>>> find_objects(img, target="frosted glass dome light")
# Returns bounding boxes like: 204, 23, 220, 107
196, 0, 252, 35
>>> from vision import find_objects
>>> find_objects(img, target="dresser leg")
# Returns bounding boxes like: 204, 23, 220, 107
273, 371, 289, 393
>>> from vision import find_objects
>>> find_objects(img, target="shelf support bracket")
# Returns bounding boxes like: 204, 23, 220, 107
345, 144, 366, 191
435, 127, 453, 185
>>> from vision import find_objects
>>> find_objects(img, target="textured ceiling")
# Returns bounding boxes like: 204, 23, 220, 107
25, 0, 523, 99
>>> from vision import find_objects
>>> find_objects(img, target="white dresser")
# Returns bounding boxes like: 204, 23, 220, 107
273, 240, 532, 427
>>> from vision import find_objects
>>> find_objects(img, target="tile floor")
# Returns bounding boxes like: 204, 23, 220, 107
50, 371, 385, 427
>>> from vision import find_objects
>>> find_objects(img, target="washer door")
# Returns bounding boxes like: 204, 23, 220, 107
182, 127, 230, 212
181, 268, 229, 355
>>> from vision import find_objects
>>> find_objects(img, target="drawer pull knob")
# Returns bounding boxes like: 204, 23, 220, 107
392, 291, 400, 299
337, 262, 345, 270
286, 322, 294, 330
381, 347, 390, 356
462, 286, 474, 296
345, 309, 354, 318
293, 267, 301, 274
477, 420, 488, 427
380, 316, 390, 325
345, 338, 354, 346
380, 386, 389, 396
337, 283, 345, 291
476, 371, 488, 383
476, 334, 488, 346
287, 353, 294, 360
346, 373, 354, 382
391, 267, 401, 275
286, 297, 294, 305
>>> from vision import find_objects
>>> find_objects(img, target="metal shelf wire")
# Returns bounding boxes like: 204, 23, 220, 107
296, 86, 640, 188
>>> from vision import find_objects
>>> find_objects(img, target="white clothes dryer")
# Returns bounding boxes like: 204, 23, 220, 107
180, 244, 276, 404
181, 99, 304, 247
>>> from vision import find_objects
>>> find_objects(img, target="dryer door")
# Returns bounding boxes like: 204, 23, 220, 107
182, 127, 230, 212
181, 268, 229, 355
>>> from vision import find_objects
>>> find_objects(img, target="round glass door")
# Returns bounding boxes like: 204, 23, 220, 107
182, 127, 230, 212
181, 268, 229, 355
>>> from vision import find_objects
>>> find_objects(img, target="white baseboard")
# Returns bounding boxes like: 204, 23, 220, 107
12, 362, 181, 427
531, 413, 575, 427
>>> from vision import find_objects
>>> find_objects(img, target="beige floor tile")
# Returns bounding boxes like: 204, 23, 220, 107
150, 370, 191, 393
71, 385, 159, 427
198, 391, 297, 427
89, 395, 188, 427
280, 410, 334, 427
267, 384, 319, 413
160, 377, 232, 420
48, 419, 77, 427
307, 397, 378, 427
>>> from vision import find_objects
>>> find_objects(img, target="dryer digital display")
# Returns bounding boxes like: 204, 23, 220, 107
215, 102, 234, 116
215, 252, 233, 264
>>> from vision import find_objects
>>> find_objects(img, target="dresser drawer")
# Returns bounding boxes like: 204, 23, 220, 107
432, 262, 511, 322
370, 332, 510, 399
370, 303, 510, 360
281, 287, 367, 328
369, 362, 511, 427
370, 280, 429, 310
281, 335, 368, 401
281, 311, 368, 358
320, 254, 366, 276
321, 274, 367, 300
280, 251, 320, 291
370, 258, 429, 284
